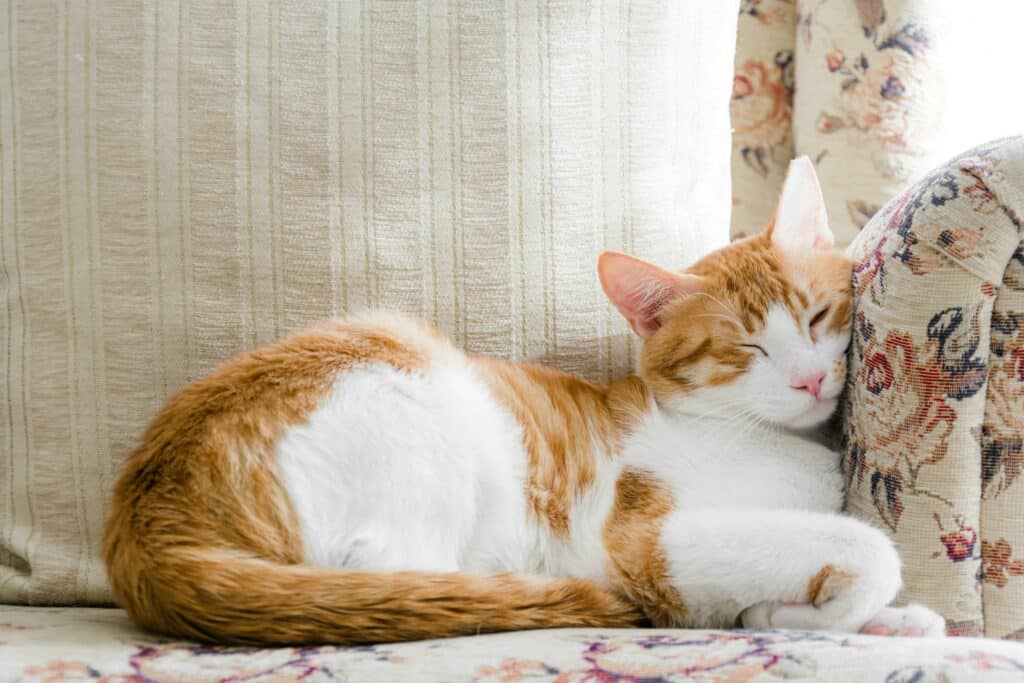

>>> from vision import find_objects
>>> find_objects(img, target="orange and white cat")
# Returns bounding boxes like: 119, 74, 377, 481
103, 158, 945, 645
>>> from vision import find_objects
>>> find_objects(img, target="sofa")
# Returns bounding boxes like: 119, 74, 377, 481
4, 607, 1024, 681
843, 136, 1024, 640
3, 1, 1024, 680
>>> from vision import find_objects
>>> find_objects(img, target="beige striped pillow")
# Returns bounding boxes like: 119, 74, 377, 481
0, 0, 738, 604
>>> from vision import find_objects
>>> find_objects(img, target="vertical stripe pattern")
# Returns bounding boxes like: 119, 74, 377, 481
0, 0, 737, 604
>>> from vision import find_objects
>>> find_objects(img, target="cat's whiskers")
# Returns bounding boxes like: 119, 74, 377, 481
691, 313, 743, 330
680, 397, 776, 444
689, 292, 744, 329
702, 394, 786, 441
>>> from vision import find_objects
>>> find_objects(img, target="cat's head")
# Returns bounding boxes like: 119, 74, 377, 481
599, 157, 852, 430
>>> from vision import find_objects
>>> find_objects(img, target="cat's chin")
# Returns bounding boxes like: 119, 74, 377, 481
782, 396, 839, 430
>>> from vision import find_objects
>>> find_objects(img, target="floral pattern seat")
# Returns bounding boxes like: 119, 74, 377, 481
5, 606, 1024, 683
844, 136, 1024, 639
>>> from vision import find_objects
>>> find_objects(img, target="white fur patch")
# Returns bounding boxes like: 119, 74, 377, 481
277, 360, 535, 573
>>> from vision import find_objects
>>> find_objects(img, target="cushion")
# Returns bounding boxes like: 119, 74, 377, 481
791, 0, 947, 244
0, 1, 738, 603
843, 136, 1024, 638
5, 607, 1024, 681
730, 0, 796, 239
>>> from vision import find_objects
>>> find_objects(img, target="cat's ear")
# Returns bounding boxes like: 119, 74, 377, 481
769, 156, 834, 251
598, 252, 703, 339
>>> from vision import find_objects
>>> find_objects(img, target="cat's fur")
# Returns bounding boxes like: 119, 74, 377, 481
103, 158, 945, 645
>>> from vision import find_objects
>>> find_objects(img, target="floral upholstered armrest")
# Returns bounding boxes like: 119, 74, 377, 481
841, 137, 1024, 638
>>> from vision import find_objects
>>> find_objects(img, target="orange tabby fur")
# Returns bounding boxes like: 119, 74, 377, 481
105, 189, 857, 645
104, 315, 644, 644
476, 360, 650, 536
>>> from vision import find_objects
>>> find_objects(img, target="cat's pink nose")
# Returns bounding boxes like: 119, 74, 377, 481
791, 371, 825, 398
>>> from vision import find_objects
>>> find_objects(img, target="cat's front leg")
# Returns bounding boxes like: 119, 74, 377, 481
658, 508, 916, 634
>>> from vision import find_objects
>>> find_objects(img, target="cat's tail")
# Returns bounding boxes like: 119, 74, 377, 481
108, 545, 644, 646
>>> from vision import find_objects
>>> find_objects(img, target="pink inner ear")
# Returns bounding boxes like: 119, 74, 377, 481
598, 252, 702, 339
771, 156, 834, 251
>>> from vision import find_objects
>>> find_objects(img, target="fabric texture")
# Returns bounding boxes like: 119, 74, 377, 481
730, 0, 949, 245
793, 0, 946, 244
843, 136, 1024, 638
0, 0, 738, 604
5, 606, 1024, 682
730, 0, 796, 238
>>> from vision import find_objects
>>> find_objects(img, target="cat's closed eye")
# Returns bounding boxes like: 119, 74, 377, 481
740, 343, 768, 357
809, 306, 830, 328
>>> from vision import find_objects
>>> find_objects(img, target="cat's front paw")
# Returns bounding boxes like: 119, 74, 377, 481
738, 600, 786, 630
859, 604, 946, 638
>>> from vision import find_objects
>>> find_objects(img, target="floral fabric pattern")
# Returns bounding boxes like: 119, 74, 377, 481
730, 0, 796, 239
980, 241, 1024, 639
731, 0, 948, 246
794, 0, 947, 244
6, 606, 1024, 682
843, 137, 1024, 639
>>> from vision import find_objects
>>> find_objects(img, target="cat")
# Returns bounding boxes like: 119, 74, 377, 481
103, 157, 946, 645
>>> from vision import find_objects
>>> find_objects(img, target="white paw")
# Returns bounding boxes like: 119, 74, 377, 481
859, 604, 947, 638
739, 600, 783, 629
741, 600, 863, 631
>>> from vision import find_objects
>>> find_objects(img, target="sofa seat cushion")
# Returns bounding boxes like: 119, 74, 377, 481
4, 607, 1024, 682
